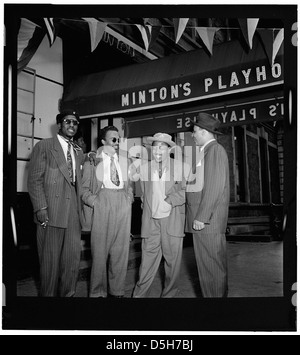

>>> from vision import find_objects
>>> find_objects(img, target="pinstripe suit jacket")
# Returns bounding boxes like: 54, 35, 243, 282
186, 141, 230, 235
27, 135, 84, 228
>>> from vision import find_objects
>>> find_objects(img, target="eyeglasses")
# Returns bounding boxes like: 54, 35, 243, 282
110, 138, 120, 143
63, 119, 79, 126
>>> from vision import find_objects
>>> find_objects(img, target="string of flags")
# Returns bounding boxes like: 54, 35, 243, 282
17, 17, 284, 72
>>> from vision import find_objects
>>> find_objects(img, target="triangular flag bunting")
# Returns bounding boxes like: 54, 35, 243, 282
83, 18, 107, 52
195, 27, 219, 55
148, 25, 161, 51
257, 28, 284, 67
257, 29, 274, 67
18, 18, 45, 72
238, 18, 259, 49
43, 18, 56, 46
136, 24, 161, 51
136, 24, 151, 51
272, 29, 284, 65
173, 18, 189, 44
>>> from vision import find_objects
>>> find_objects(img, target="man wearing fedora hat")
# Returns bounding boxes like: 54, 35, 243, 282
28, 110, 85, 297
186, 112, 230, 298
133, 133, 190, 298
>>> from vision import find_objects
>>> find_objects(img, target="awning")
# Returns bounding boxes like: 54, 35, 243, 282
62, 37, 283, 118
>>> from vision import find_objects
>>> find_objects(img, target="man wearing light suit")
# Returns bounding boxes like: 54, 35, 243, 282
186, 113, 230, 298
133, 133, 190, 298
82, 126, 134, 298
28, 110, 84, 297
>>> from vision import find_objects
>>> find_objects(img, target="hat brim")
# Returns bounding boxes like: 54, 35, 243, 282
147, 137, 176, 147
191, 121, 223, 135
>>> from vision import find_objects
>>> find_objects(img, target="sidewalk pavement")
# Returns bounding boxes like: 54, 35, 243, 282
17, 240, 283, 298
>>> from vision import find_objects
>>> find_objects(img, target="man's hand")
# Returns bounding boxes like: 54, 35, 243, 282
88, 152, 101, 166
36, 209, 49, 229
193, 220, 205, 231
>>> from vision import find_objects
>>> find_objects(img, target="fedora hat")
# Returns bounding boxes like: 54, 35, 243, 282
192, 112, 223, 135
147, 133, 176, 147
56, 109, 80, 124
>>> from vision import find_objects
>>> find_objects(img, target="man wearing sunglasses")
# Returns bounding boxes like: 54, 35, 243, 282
28, 110, 85, 297
82, 126, 134, 298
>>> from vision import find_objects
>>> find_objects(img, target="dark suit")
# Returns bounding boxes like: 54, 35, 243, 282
28, 135, 84, 297
186, 140, 230, 297
133, 159, 190, 298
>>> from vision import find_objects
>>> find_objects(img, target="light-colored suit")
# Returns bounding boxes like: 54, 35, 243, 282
133, 159, 190, 298
82, 148, 134, 298
28, 135, 84, 297
186, 140, 230, 298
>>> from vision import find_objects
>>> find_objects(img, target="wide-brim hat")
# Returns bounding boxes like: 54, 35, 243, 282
56, 110, 80, 124
147, 133, 176, 147
191, 112, 223, 135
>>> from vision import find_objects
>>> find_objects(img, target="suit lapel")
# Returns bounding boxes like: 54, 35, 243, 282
165, 160, 175, 194
144, 162, 153, 210
51, 135, 72, 185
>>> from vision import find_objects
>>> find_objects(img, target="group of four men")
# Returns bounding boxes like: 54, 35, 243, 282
28, 109, 230, 299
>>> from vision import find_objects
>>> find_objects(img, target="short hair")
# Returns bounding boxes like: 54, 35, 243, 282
100, 126, 119, 142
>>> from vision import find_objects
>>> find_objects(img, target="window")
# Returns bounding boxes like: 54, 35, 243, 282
234, 126, 247, 202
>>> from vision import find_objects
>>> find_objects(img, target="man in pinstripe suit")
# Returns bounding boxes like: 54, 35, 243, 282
186, 113, 230, 298
28, 110, 84, 297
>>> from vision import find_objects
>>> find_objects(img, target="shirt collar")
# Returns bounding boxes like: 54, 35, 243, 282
102, 151, 118, 160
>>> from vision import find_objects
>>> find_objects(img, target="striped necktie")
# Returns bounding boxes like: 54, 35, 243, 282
67, 141, 74, 184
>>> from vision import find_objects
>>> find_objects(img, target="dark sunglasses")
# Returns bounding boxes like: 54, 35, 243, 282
110, 138, 120, 143
63, 119, 79, 126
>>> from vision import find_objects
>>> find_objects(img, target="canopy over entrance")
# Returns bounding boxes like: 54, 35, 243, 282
62, 37, 283, 118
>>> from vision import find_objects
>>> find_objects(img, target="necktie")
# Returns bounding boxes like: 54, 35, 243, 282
110, 156, 120, 186
67, 141, 74, 184
68, 140, 82, 155
158, 165, 163, 179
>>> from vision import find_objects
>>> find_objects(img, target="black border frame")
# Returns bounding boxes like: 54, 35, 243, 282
2, 4, 297, 332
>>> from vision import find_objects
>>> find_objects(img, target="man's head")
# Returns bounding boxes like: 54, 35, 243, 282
152, 141, 170, 163
191, 112, 222, 146
147, 133, 176, 163
56, 110, 80, 140
100, 126, 120, 154
74, 131, 87, 153
192, 126, 215, 147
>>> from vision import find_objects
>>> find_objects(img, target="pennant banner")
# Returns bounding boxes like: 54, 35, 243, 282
173, 18, 189, 44
43, 18, 56, 46
83, 18, 107, 52
195, 27, 219, 55
18, 18, 45, 72
272, 29, 284, 65
136, 24, 161, 51
136, 24, 151, 51
257, 28, 284, 67
257, 29, 274, 67
238, 18, 259, 49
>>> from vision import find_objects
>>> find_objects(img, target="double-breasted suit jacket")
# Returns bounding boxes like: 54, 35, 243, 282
186, 140, 230, 235
28, 135, 84, 228
140, 159, 190, 238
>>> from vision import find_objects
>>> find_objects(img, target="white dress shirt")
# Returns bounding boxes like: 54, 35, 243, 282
151, 163, 172, 219
102, 152, 124, 189
57, 134, 76, 181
